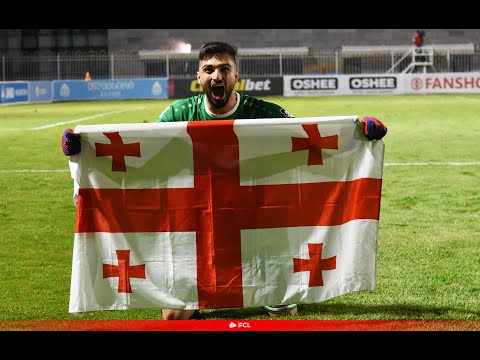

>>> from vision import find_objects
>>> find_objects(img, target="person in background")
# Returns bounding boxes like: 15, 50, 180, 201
412, 30, 427, 66
61, 41, 388, 320
413, 30, 425, 48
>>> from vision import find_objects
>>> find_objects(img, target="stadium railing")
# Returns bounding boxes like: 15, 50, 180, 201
1, 45, 479, 82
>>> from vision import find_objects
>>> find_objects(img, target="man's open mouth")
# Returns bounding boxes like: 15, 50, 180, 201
212, 84, 225, 100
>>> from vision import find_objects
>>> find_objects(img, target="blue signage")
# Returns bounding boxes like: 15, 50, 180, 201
53, 79, 168, 101
28, 81, 53, 103
0, 82, 29, 104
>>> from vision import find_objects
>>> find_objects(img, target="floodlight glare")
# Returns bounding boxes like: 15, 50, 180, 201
176, 42, 192, 54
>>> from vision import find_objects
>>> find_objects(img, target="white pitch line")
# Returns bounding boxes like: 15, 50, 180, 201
384, 162, 480, 166
5, 107, 146, 131
0, 169, 70, 173
454, 95, 480, 103
1, 162, 479, 173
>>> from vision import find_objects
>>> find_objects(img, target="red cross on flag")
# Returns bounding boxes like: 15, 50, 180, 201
67, 116, 385, 313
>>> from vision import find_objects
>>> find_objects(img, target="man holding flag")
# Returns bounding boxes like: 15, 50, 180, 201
62, 41, 387, 320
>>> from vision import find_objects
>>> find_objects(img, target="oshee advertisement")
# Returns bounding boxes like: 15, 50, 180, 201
348, 76, 398, 94
406, 73, 480, 94
287, 77, 339, 96
53, 79, 168, 101
283, 75, 404, 96
170, 77, 283, 98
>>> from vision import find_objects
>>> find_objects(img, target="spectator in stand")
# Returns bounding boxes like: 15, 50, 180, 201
413, 30, 425, 48
413, 30, 426, 66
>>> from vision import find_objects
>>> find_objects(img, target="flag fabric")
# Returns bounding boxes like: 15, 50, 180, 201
68, 116, 385, 313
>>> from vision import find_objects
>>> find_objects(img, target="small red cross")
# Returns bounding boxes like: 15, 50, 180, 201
95, 132, 141, 172
103, 249, 146, 293
293, 243, 336, 287
291, 124, 338, 165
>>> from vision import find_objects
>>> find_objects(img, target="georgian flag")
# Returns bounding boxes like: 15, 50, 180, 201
68, 116, 385, 313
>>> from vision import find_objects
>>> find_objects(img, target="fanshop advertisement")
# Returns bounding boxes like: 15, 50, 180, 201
406, 73, 480, 94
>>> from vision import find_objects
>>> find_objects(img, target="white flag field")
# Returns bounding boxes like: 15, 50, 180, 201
68, 116, 385, 313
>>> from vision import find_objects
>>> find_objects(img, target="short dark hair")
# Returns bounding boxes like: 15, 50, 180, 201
199, 41, 238, 65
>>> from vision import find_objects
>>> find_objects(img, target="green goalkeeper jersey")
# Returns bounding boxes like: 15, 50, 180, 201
157, 92, 293, 122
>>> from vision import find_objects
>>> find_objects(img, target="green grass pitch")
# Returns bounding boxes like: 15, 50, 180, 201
0, 94, 479, 321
